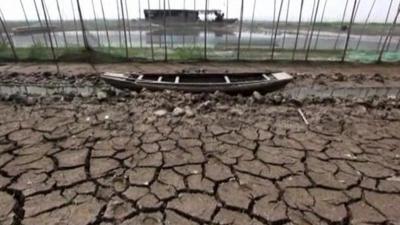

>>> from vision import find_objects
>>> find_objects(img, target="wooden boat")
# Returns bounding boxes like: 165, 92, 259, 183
101, 72, 293, 93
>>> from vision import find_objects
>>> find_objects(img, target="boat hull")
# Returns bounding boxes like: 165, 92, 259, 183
101, 72, 292, 94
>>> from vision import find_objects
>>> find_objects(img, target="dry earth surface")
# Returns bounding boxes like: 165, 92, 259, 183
0, 62, 400, 225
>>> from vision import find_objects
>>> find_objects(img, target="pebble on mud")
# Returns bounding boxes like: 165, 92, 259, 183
154, 109, 168, 117
253, 91, 263, 102
96, 91, 108, 101
172, 107, 185, 117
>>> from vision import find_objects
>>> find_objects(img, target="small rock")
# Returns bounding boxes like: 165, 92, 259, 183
184, 106, 195, 118
229, 108, 244, 116
272, 94, 283, 104
252, 91, 263, 102
96, 91, 108, 100
154, 109, 168, 117
172, 107, 185, 117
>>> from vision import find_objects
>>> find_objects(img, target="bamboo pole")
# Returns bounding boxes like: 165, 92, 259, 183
237, 0, 245, 60
355, 0, 376, 50
76, 0, 91, 50
313, 0, 328, 49
43, 1, 59, 48
163, 0, 168, 60
100, 0, 111, 48
147, 0, 155, 61
282, 0, 290, 49
333, 0, 349, 49
305, 0, 321, 61
33, 0, 49, 47
271, 0, 284, 60
19, 0, 37, 45
378, 4, 400, 62
270, 0, 276, 47
91, 0, 101, 47
377, 0, 394, 51
70, 0, 80, 45
341, 0, 358, 62
40, 0, 56, 60
120, 0, 129, 58
204, 0, 208, 60
225, 0, 229, 49
303, 0, 316, 50
56, 0, 68, 47
0, 12, 18, 60
139, 0, 144, 48
292, 0, 304, 61
124, 0, 132, 48
117, 0, 122, 48
248, 0, 257, 49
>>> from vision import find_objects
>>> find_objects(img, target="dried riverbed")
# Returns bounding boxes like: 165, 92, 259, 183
0, 63, 400, 225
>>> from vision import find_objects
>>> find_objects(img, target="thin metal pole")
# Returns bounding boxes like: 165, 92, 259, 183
271, 0, 284, 60
120, 0, 129, 58
147, 0, 154, 61
282, 0, 290, 49
40, 0, 56, 60
100, 0, 111, 48
117, 0, 122, 48
377, 0, 394, 50
225, 0, 229, 49
303, 0, 316, 49
204, 0, 208, 60
19, 0, 36, 45
248, 0, 257, 49
90, 0, 101, 47
237, 0, 244, 60
305, 0, 321, 60
124, 0, 132, 48
138, 0, 143, 48
33, 0, 49, 47
0, 12, 18, 60
341, 0, 358, 62
43, 1, 59, 48
56, 0, 68, 47
270, 0, 276, 46
71, 0, 80, 46
355, 0, 376, 50
76, 0, 91, 50
378, 4, 400, 62
167, 0, 173, 48
334, 0, 349, 49
163, 0, 168, 60
313, 0, 328, 50
0, 29, 5, 44
292, 0, 304, 61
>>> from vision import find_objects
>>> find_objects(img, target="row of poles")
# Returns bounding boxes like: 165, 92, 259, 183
0, 0, 399, 62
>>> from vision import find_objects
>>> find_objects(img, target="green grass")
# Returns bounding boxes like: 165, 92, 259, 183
1, 45, 399, 63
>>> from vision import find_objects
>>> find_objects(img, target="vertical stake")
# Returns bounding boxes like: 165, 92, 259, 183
341, 0, 358, 62
282, 0, 291, 49
33, 0, 49, 47
334, 0, 350, 49
147, 0, 155, 61
90, 0, 101, 47
19, 0, 36, 45
76, 0, 91, 50
120, 0, 129, 59
237, 0, 244, 60
305, 0, 321, 61
248, 0, 257, 49
0, 12, 18, 60
271, 0, 284, 60
204, 0, 208, 60
56, 0, 68, 47
40, 0, 56, 61
313, 0, 328, 49
163, 0, 168, 61
100, 0, 111, 49
124, 0, 133, 48
292, 0, 304, 61
70, 0, 80, 45
378, 4, 400, 62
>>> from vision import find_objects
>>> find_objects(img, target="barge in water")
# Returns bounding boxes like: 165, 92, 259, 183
144, 9, 238, 25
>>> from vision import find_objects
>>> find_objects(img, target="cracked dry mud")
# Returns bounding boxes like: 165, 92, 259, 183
1, 95, 400, 225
